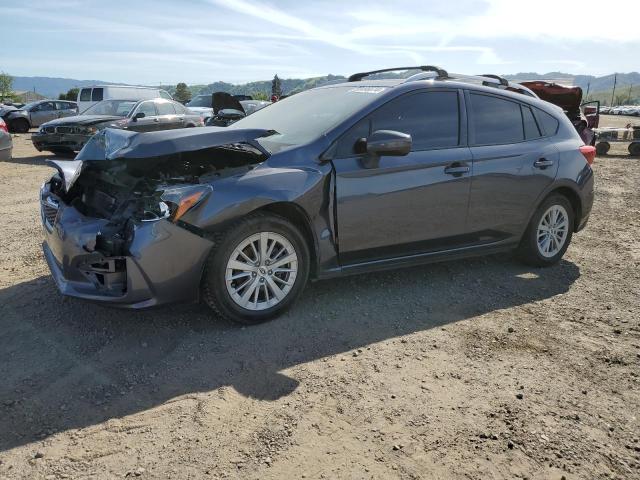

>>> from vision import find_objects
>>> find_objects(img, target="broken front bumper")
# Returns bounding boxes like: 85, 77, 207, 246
40, 184, 214, 308
32, 131, 92, 152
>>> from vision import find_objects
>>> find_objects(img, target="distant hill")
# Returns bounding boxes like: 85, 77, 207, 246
10, 71, 640, 104
11, 76, 123, 98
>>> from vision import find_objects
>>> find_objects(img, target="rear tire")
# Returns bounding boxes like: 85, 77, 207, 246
10, 118, 30, 133
516, 194, 574, 267
595, 141, 610, 155
628, 142, 640, 156
202, 212, 310, 325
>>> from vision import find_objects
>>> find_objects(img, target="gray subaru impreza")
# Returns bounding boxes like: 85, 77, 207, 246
40, 66, 595, 324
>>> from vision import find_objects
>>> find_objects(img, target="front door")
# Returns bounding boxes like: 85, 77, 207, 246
128, 101, 160, 132
30, 101, 58, 126
333, 90, 473, 264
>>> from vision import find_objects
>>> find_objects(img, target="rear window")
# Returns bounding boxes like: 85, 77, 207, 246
470, 93, 524, 145
156, 102, 176, 115
91, 88, 104, 102
80, 88, 91, 101
536, 109, 560, 136
522, 105, 541, 139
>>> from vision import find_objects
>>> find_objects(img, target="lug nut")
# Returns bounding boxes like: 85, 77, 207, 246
268, 270, 273, 275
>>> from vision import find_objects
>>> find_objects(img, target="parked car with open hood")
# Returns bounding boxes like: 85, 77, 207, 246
187, 92, 270, 124
521, 81, 599, 146
40, 66, 594, 324
32, 98, 203, 154
1, 100, 78, 133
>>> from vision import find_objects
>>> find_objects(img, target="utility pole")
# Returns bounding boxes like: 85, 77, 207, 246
585, 82, 590, 99
610, 74, 617, 106
628, 84, 633, 104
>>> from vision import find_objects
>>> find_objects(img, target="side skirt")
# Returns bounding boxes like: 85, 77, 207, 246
314, 241, 518, 280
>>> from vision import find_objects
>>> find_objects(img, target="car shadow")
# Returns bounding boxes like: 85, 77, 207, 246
0, 254, 580, 451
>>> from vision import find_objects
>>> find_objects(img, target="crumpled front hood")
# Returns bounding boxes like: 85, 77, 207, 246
0, 106, 18, 117
520, 81, 583, 112
48, 127, 275, 191
42, 115, 123, 127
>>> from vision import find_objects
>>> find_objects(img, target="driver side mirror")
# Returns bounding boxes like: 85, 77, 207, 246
366, 130, 412, 157
358, 130, 411, 168
133, 112, 145, 122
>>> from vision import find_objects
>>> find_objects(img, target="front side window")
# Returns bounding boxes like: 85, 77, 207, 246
79, 88, 91, 101
91, 88, 104, 102
470, 93, 524, 145
134, 101, 157, 117
156, 101, 176, 116
37, 102, 55, 111
370, 91, 459, 151
82, 100, 137, 116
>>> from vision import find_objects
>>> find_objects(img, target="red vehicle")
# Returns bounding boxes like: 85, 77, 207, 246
521, 81, 599, 146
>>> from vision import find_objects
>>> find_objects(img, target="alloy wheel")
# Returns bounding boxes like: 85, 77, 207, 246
536, 205, 569, 258
225, 231, 298, 311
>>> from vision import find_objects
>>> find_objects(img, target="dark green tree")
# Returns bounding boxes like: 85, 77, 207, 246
0, 72, 13, 101
174, 82, 191, 103
58, 88, 79, 101
271, 74, 282, 98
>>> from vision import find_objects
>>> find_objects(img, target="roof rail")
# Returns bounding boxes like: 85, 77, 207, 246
447, 73, 537, 97
348, 65, 448, 82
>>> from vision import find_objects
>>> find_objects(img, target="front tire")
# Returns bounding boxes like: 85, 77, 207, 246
202, 213, 310, 324
516, 194, 574, 267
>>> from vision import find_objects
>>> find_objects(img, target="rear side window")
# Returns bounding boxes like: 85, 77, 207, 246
535, 109, 560, 136
91, 88, 104, 102
80, 88, 91, 101
522, 106, 541, 140
156, 102, 176, 115
371, 91, 460, 151
470, 93, 524, 145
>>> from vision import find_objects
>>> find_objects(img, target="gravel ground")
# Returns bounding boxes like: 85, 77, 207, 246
0, 117, 639, 480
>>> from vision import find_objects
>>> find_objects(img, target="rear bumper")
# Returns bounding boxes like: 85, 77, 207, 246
32, 132, 92, 152
40, 185, 214, 308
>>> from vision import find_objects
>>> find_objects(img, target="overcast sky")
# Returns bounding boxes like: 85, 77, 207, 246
2, 0, 638, 85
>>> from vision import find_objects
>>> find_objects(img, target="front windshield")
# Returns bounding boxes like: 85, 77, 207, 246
82, 100, 137, 116
228, 85, 389, 150
186, 95, 211, 108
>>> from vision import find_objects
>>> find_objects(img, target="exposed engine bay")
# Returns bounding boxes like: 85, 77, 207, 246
46, 128, 271, 258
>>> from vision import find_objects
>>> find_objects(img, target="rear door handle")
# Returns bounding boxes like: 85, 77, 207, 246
534, 158, 554, 169
444, 164, 470, 176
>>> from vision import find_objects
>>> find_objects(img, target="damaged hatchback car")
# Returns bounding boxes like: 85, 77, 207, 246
41, 67, 595, 324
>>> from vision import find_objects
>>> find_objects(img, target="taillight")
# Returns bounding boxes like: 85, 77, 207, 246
0, 119, 7, 133
579, 145, 596, 165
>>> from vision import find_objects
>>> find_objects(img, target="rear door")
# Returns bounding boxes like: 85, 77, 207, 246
466, 92, 559, 242
333, 89, 473, 264
155, 101, 181, 129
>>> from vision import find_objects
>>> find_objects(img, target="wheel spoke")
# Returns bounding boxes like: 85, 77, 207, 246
271, 253, 296, 269
266, 276, 286, 301
228, 259, 257, 272
239, 279, 258, 307
259, 232, 268, 264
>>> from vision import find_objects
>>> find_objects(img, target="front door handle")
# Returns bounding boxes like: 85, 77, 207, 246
153, 118, 160, 122
444, 164, 470, 176
534, 158, 554, 169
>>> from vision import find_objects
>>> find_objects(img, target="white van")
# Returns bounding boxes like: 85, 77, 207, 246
76, 85, 173, 112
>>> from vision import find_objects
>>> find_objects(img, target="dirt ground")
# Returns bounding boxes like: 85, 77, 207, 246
0, 116, 639, 480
